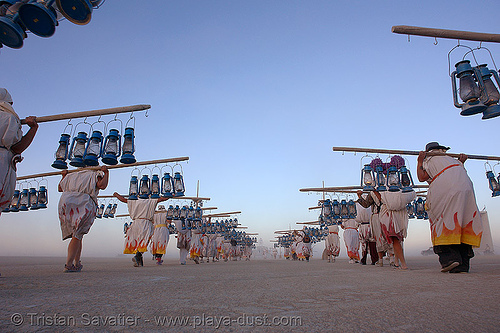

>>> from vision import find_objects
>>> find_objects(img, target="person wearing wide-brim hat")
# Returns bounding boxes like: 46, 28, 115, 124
417, 142, 483, 273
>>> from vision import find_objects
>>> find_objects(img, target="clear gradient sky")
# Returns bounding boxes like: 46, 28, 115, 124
1, 0, 499, 258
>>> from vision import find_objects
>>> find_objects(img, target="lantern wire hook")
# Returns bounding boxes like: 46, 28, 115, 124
447, 43, 475, 77
433, 37, 438, 46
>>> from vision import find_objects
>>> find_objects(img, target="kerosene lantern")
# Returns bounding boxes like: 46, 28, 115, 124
55, 0, 94, 25
83, 130, 103, 166
128, 175, 138, 200
486, 170, 500, 197
451, 60, 486, 116
52, 133, 71, 169
475, 64, 500, 120
173, 172, 185, 197
120, 127, 136, 164
386, 165, 401, 192
103, 203, 112, 218
96, 203, 104, 218
109, 203, 117, 218
331, 198, 341, 220
161, 172, 174, 198
195, 206, 202, 220
101, 129, 121, 165
415, 197, 426, 219
399, 165, 415, 193
347, 199, 357, 219
320, 199, 332, 220
19, 188, 29, 211
361, 164, 375, 192
29, 187, 39, 210
69, 131, 88, 167
138, 174, 150, 199
36, 185, 48, 209
375, 164, 386, 192
18, 0, 57, 38
406, 202, 415, 219
340, 198, 349, 219
0, 1, 27, 49
9, 189, 20, 212
173, 205, 181, 219
150, 174, 160, 198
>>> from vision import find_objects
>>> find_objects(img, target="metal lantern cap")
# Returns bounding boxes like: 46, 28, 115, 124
18, 1, 57, 38
56, 0, 93, 25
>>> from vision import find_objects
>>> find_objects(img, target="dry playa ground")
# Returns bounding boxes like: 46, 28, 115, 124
0, 255, 499, 332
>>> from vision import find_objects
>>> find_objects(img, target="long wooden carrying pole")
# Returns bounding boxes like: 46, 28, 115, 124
300, 184, 429, 193
391, 25, 500, 43
16, 156, 189, 181
332, 146, 500, 161
20, 104, 151, 125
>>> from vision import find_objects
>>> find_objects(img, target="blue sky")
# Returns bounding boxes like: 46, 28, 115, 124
1, 0, 499, 258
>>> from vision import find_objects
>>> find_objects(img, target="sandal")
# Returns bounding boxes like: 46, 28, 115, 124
63, 264, 77, 273
75, 261, 83, 272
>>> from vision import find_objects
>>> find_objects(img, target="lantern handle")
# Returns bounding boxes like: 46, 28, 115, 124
130, 166, 140, 178
62, 120, 73, 136
151, 164, 162, 176
173, 162, 184, 174
484, 161, 493, 173
125, 113, 136, 129
161, 164, 174, 175
140, 166, 152, 177
107, 117, 123, 134
468, 45, 498, 72
360, 154, 373, 169
447, 44, 476, 77
91, 116, 107, 135
38, 177, 49, 188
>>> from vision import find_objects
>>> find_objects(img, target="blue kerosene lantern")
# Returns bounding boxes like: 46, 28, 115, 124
69, 132, 88, 167
340, 199, 349, 219
37, 186, 48, 209
361, 164, 375, 192
9, 189, 20, 212
375, 165, 386, 192
475, 64, 500, 120
52, 133, 71, 169
138, 174, 150, 199
415, 197, 426, 219
386, 165, 400, 192
103, 203, 112, 218
486, 170, 500, 197
331, 198, 340, 220
29, 187, 39, 210
128, 175, 138, 200
451, 60, 486, 116
150, 174, 160, 198
83, 130, 103, 166
120, 127, 136, 164
56, 0, 93, 25
0, 2, 27, 49
161, 172, 174, 198
173, 172, 185, 197
101, 129, 121, 165
399, 165, 414, 193
406, 202, 415, 219
96, 203, 104, 218
347, 199, 357, 219
18, 0, 58, 38
19, 188, 29, 211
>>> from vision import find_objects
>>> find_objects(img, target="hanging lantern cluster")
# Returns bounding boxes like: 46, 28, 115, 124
2, 180, 48, 213
318, 194, 356, 224
127, 164, 185, 200
96, 200, 117, 219
450, 47, 500, 120
52, 116, 138, 170
302, 226, 328, 243
407, 196, 428, 220
0, 0, 104, 49
363, 156, 415, 193
485, 162, 500, 197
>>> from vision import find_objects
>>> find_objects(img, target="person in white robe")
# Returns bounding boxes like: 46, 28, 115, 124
356, 200, 378, 265
378, 190, 416, 270
59, 167, 109, 272
174, 217, 191, 265
417, 142, 483, 273
324, 225, 340, 263
0, 88, 38, 213
341, 217, 360, 263
149, 205, 170, 265
215, 233, 224, 261
114, 193, 168, 267
190, 222, 203, 264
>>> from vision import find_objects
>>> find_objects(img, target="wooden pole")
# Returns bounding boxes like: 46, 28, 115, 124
332, 146, 500, 162
20, 104, 151, 125
391, 25, 500, 43
296, 221, 320, 225
300, 184, 429, 193
203, 211, 241, 218
16, 156, 189, 181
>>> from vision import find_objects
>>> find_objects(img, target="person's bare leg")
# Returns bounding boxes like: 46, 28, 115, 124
66, 237, 80, 267
74, 238, 83, 266
392, 238, 407, 269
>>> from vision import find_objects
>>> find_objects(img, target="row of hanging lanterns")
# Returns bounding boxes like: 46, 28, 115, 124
128, 165, 185, 200
96, 201, 117, 218
318, 196, 357, 223
361, 155, 414, 193
0, 0, 103, 49
302, 226, 328, 242
52, 120, 137, 169
406, 197, 427, 220
449, 45, 500, 120
2, 183, 48, 213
